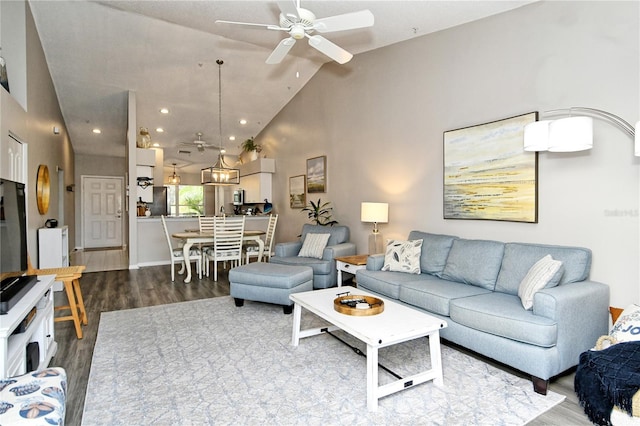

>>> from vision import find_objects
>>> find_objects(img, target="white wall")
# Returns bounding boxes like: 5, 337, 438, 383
260, 1, 639, 307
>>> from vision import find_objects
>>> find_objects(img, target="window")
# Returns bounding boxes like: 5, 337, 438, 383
167, 185, 204, 216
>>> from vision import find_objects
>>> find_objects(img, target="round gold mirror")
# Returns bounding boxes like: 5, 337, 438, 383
36, 164, 50, 215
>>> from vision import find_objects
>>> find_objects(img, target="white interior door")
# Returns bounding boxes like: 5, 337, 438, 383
83, 176, 123, 249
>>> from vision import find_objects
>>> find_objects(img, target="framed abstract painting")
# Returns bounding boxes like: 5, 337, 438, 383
443, 112, 538, 223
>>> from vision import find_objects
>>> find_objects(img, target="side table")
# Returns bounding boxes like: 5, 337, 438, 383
335, 254, 369, 287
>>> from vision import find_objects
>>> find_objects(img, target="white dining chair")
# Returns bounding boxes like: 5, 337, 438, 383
244, 214, 278, 264
161, 215, 202, 281
204, 216, 245, 281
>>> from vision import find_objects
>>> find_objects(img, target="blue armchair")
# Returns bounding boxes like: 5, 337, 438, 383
271, 224, 356, 288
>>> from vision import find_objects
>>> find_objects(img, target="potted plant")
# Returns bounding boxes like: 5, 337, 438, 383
302, 199, 338, 226
240, 137, 262, 162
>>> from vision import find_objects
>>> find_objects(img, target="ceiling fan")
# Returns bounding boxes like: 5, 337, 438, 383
178, 132, 221, 153
215, 0, 374, 65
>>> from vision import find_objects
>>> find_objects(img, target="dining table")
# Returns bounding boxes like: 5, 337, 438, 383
171, 230, 266, 283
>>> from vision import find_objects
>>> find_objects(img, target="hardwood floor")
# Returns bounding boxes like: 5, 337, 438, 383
54, 260, 591, 426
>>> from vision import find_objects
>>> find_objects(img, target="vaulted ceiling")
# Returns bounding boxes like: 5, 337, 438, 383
29, 0, 534, 173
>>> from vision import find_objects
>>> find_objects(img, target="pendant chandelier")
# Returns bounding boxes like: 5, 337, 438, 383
201, 59, 240, 185
168, 162, 181, 184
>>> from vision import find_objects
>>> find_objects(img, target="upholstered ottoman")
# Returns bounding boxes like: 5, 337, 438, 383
229, 263, 313, 314
0, 367, 67, 425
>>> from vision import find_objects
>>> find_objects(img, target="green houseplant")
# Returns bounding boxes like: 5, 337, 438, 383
302, 199, 338, 226
240, 137, 262, 161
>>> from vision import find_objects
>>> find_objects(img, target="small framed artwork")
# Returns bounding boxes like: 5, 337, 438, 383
289, 175, 306, 209
306, 155, 326, 193
443, 112, 538, 223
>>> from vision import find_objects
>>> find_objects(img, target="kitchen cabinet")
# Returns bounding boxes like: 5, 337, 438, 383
0, 133, 25, 183
136, 148, 156, 166
239, 158, 275, 204
241, 173, 272, 204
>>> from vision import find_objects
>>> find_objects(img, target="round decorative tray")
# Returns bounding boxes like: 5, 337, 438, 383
334, 295, 384, 316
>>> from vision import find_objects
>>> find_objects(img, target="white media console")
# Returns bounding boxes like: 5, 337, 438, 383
0, 274, 57, 378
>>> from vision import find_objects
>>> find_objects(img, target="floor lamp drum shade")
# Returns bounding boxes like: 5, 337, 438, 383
361, 202, 389, 254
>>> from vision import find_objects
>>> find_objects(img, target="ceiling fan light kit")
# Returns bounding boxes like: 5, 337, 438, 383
216, 0, 374, 65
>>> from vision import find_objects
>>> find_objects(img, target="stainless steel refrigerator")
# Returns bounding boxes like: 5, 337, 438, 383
148, 186, 168, 216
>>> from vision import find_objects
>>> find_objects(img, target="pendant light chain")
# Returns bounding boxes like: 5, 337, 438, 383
200, 59, 240, 185
217, 59, 223, 152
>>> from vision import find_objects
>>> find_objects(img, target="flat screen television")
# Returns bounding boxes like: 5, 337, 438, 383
0, 178, 37, 314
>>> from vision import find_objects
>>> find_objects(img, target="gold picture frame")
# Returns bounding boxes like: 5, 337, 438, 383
289, 175, 306, 209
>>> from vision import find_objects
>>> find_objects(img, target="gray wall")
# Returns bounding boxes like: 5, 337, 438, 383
260, 1, 639, 307
1, 2, 75, 267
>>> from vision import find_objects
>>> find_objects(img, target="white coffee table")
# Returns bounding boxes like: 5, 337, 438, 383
289, 286, 447, 411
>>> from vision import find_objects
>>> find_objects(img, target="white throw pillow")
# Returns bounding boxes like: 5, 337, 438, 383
298, 233, 330, 259
381, 239, 423, 274
609, 304, 640, 343
518, 255, 563, 310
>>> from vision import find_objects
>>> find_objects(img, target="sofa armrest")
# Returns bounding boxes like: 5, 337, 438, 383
274, 241, 303, 258
366, 254, 385, 271
322, 242, 357, 260
534, 280, 610, 367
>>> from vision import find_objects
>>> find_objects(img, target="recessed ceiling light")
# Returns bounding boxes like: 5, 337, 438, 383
239, 119, 247, 125
92, 128, 101, 134
229, 136, 236, 141
159, 108, 169, 114
156, 128, 164, 133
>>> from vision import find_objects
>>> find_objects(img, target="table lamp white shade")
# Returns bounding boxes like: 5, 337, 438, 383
361, 202, 389, 225
361, 202, 389, 254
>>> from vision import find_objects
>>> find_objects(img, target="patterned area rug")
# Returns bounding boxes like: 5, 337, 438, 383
82, 297, 564, 425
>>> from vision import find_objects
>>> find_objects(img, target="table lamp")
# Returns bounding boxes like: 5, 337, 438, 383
361, 202, 389, 254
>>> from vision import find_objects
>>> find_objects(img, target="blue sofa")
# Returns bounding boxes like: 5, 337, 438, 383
271, 224, 356, 289
356, 231, 610, 394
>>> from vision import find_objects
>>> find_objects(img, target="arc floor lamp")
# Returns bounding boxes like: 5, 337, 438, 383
523, 107, 639, 155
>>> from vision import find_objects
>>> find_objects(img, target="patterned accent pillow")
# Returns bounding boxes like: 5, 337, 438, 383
381, 239, 423, 274
517, 255, 563, 310
298, 233, 331, 259
609, 304, 640, 343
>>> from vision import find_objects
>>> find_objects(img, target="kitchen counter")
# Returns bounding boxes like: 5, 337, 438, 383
136, 215, 269, 267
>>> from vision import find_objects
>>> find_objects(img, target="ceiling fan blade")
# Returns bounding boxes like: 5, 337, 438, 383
307, 35, 353, 64
215, 19, 283, 31
277, 0, 299, 20
314, 10, 374, 33
266, 37, 296, 64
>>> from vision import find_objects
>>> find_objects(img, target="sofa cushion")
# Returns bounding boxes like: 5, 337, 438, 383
399, 277, 492, 316
440, 239, 505, 290
495, 243, 591, 295
518, 255, 564, 310
356, 269, 426, 299
301, 224, 349, 247
298, 233, 330, 259
450, 293, 558, 347
381, 239, 422, 274
407, 231, 458, 276
270, 256, 332, 275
